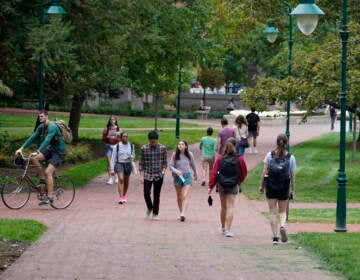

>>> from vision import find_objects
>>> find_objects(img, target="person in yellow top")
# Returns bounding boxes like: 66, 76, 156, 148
15, 110, 66, 206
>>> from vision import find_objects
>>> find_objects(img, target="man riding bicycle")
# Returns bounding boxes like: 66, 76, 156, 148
15, 110, 67, 206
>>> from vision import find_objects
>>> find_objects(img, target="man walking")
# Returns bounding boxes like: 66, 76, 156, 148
139, 130, 167, 220
246, 107, 260, 154
217, 118, 235, 155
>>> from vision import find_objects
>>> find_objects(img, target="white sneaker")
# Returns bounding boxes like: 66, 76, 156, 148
106, 178, 113, 185
218, 227, 226, 235
144, 209, 152, 219
253, 148, 258, 154
225, 231, 234, 237
248, 148, 253, 154
152, 214, 159, 220
114, 176, 118, 184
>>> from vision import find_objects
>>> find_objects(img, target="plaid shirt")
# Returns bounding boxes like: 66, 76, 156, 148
139, 143, 167, 181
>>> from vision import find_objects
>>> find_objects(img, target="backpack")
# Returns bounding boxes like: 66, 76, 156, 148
217, 155, 240, 187
267, 151, 291, 190
53, 120, 73, 144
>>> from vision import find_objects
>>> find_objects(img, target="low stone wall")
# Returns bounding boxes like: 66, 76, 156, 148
224, 114, 330, 126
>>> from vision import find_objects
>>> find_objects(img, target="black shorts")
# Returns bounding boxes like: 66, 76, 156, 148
40, 147, 66, 167
265, 186, 290, 200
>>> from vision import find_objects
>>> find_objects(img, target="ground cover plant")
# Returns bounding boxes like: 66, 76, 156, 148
243, 133, 360, 202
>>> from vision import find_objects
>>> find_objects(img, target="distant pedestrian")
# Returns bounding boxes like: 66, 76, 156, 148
246, 108, 260, 153
170, 140, 198, 222
233, 114, 248, 156
217, 118, 235, 155
208, 140, 247, 237
330, 106, 337, 130
102, 115, 121, 185
199, 127, 217, 186
139, 130, 167, 220
226, 98, 236, 113
259, 134, 296, 245
110, 132, 135, 204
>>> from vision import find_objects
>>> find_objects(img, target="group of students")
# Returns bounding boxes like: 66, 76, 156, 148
16, 111, 295, 245
103, 114, 296, 244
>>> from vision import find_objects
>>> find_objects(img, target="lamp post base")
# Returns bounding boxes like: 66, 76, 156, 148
334, 227, 347, 232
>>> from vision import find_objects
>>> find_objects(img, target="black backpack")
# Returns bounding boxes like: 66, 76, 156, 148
267, 151, 291, 190
217, 155, 240, 187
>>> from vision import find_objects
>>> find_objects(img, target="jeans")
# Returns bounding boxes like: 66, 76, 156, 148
144, 178, 163, 215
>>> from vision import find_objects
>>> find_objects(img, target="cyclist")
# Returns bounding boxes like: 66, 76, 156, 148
15, 110, 67, 206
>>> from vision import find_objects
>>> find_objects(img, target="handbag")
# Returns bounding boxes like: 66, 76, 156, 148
239, 137, 249, 148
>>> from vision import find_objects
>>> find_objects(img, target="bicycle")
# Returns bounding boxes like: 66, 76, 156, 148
1, 154, 75, 210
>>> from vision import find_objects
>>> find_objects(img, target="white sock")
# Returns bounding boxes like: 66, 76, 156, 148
279, 212, 287, 227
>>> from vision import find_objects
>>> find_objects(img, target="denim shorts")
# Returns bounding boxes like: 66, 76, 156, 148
40, 147, 66, 167
173, 172, 192, 187
105, 144, 113, 157
115, 162, 132, 176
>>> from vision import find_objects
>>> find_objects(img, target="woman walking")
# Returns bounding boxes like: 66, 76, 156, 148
208, 141, 247, 237
233, 114, 248, 156
170, 140, 198, 222
259, 134, 296, 245
102, 115, 121, 185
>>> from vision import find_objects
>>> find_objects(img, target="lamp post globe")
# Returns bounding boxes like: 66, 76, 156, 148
290, 0, 324, 36
263, 19, 279, 43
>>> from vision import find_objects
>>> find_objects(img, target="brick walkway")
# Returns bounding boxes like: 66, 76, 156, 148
0, 121, 351, 280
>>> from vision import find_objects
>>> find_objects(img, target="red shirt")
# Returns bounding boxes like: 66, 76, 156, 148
208, 155, 247, 190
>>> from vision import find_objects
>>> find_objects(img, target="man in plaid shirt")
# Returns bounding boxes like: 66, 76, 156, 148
139, 130, 167, 220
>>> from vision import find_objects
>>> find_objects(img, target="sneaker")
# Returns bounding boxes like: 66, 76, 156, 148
225, 231, 234, 237
254, 148, 258, 154
180, 215, 186, 222
218, 227, 226, 235
121, 196, 127, 203
152, 214, 159, 220
280, 226, 288, 242
118, 198, 123, 204
201, 180, 206, 186
106, 178, 113, 185
248, 148, 253, 154
114, 176, 118, 184
272, 237, 280, 245
144, 209, 152, 219
39, 196, 53, 206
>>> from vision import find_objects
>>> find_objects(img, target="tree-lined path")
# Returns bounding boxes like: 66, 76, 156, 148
0, 122, 347, 280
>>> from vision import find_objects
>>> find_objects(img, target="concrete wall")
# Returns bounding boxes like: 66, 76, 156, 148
180, 93, 244, 111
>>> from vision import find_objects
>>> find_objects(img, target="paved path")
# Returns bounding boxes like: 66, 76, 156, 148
0, 121, 351, 280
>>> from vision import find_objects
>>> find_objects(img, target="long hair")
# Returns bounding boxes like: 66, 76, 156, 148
106, 115, 119, 135
234, 114, 247, 128
175, 140, 191, 161
275, 133, 288, 158
222, 141, 236, 157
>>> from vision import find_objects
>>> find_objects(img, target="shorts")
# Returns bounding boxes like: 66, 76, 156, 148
40, 147, 66, 167
201, 156, 215, 168
248, 130, 258, 138
105, 144, 113, 157
265, 186, 290, 200
218, 184, 238, 196
115, 162, 132, 176
173, 172, 192, 187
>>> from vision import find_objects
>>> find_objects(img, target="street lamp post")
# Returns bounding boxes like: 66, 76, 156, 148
334, 0, 348, 232
175, 64, 182, 139
38, 0, 66, 111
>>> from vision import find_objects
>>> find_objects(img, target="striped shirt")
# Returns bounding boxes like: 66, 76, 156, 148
139, 143, 167, 181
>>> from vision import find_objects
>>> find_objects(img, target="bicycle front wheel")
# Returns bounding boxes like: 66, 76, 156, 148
51, 176, 75, 209
1, 176, 31, 209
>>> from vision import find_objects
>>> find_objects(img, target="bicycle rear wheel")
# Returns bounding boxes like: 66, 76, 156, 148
1, 176, 31, 209
51, 176, 75, 209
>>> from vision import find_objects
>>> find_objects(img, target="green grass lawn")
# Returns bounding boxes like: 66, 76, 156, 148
291, 233, 360, 280
0, 218, 47, 243
243, 132, 360, 202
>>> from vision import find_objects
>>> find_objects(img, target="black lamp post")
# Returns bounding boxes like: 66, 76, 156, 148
175, 64, 182, 139
38, 0, 66, 111
334, 0, 348, 232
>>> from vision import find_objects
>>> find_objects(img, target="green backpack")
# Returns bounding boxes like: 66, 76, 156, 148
53, 120, 73, 144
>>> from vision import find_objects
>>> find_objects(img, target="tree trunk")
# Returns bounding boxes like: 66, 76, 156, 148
69, 94, 85, 144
